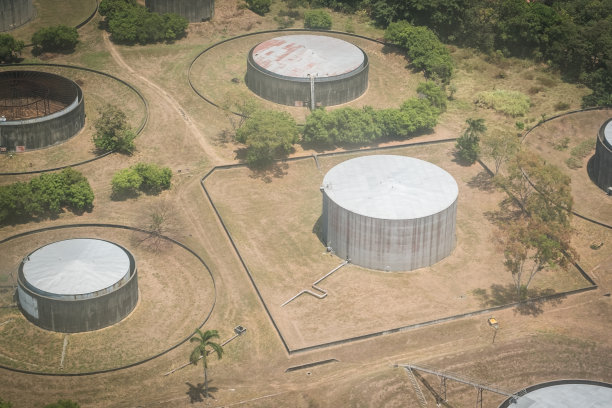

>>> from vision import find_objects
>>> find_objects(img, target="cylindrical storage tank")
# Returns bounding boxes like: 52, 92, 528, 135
0, 0, 34, 32
145, 0, 214, 22
246, 35, 369, 107
592, 118, 612, 193
498, 380, 612, 408
17, 239, 139, 333
0, 71, 85, 152
321, 155, 458, 271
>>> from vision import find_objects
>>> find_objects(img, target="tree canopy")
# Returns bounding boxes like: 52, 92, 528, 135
111, 163, 172, 199
455, 118, 486, 164
93, 105, 137, 154
0, 34, 25, 63
32, 25, 79, 53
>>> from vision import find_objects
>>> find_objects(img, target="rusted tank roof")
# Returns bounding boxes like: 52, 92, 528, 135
322, 155, 458, 220
252, 35, 365, 78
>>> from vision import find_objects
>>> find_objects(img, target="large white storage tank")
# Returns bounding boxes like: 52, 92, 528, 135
321, 155, 458, 271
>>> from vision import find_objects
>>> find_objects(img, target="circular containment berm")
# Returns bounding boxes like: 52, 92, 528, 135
145, 0, 214, 22
320, 155, 458, 271
0, 70, 85, 152
17, 239, 138, 333
498, 380, 612, 408
0, 0, 34, 32
592, 117, 612, 193
246, 34, 369, 107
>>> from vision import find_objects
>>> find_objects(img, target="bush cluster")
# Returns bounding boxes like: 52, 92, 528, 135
99, 0, 188, 44
93, 105, 137, 154
111, 163, 172, 198
0, 168, 94, 224
245, 0, 271, 16
475, 90, 531, 117
304, 9, 332, 29
302, 82, 443, 147
31, 25, 79, 53
0, 34, 25, 62
384, 21, 454, 84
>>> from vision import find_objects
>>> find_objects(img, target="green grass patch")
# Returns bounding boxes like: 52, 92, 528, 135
476, 89, 531, 117
565, 139, 595, 169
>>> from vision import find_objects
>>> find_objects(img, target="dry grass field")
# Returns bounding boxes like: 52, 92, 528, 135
0, 1, 610, 407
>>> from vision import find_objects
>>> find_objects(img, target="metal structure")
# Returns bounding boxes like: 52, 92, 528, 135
592, 118, 612, 193
0, 70, 85, 152
321, 155, 458, 271
17, 239, 138, 332
0, 0, 34, 32
498, 380, 612, 408
145, 0, 214, 22
396, 363, 520, 408
246, 35, 368, 107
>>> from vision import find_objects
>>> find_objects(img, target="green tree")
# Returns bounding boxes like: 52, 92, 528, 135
245, 0, 271, 16
304, 9, 333, 29
236, 110, 299, 165
93, 105, 136, 154
43, 400, 79, 408
132, 163, 172, 194
99, 0, 136, 19
417, 81, 447, 111
0, 397, 11, 408
32, 25, 79, 53
0, 34, 25, 63
480, 130, 520, 174
190, 329, 223, 399
456, 118, 486, 164
111, 168, 142, 198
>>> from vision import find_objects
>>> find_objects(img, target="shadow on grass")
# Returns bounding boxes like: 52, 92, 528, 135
467, 170, 496, 192
185, 381, 218, 403
473, 283, 566, 316
248, 161, 289, 183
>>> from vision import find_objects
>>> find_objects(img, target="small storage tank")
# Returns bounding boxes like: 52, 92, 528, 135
0, 70, 85, 152
592, 118, 612, 193
145, 0, 214, 22
0, 0, 34, 32
246, 35, 369, 107
321, 155, 458, 271
17, 239, 138, 332
499, 380, 612, 408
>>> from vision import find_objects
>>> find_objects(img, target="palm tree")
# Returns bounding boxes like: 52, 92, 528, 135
190, 328, 223, 398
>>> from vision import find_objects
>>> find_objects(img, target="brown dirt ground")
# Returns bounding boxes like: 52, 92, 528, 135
0, 2, 610, 407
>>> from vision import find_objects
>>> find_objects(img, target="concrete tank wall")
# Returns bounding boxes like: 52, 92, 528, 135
593, 118, 612, 192
17, 252, 138, 333
322, 190, 457, 271
246, 47, 369, 107
0, 71, 85, 151
0, 0, 34, 32
145, 0, 214, 22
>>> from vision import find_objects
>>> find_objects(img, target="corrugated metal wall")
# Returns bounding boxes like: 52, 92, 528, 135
0, 0, 33, 32
145, 0, 214, 22
246, 48, 369, 107
17, 257, 139, 333
593, 118, 612, 192
322, 190, 457, 271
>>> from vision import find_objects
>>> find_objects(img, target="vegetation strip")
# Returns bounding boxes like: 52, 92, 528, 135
201, 141, 598, 355
0, 223, 216, 376
0, 63, 148, 176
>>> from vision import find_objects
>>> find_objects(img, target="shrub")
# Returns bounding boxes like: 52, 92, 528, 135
554, 101, 570, 111
0, 34, 25, 62
417, 81, 447, 111
475, 90, 531, 117
32, 25, 79, 53
93, 105, 136, 154
304, 10, 332, 30
111, 163, 172, 199
245, 0, 271, 16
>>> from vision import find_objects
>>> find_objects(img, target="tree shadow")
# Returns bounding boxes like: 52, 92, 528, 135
473, 283, 566, 316
248, 162, 289, 183
467, 170, 496, 192
451, 150, 476, 167
185, 382, 218, 403
483, 203, 522, 227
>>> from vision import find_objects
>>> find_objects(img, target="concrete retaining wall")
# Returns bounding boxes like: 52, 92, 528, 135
145, 0, 214, 22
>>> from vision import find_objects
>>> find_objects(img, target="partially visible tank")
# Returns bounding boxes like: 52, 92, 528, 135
592, 118, 612, 193
0, 0, 34, 32
499, 380, 612, 408
145, 0, 214, 22
0, 70, 85, 152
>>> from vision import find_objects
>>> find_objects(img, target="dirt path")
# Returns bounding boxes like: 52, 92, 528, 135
102, 32, 226, 165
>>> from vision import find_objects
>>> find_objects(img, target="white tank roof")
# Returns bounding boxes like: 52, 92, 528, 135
22, 239, 131, 296
251, 35, 365, 78
604, 119, 612, 148
322, 155, 458, 220
507, 383, 612, 407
